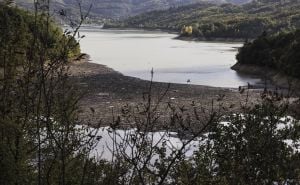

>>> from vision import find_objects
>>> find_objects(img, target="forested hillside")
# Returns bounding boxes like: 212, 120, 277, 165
106, 0, 300, 39
0, 2, 80, 67
235, 29, 300, 78
13, 0, 251, 20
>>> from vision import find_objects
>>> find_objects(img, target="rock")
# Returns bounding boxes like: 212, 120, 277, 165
98, 92, 110, 97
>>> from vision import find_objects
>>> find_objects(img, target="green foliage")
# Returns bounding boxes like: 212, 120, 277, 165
0, 5, 84, 185
106, 0, 300, 39
0, 4, 80, 68
237, 29, 300, 78
172, 96, 300, 184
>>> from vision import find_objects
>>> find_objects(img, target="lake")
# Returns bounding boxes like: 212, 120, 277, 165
79, 28, 261, 88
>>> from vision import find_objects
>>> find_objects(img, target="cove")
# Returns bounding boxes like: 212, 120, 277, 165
79, 28, 261, 88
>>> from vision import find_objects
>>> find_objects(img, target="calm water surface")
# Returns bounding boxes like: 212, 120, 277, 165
80, 29, 261, 88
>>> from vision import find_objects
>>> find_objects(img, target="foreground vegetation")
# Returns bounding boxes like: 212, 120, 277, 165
105, 0, 300, 39
1, 3, 300, 185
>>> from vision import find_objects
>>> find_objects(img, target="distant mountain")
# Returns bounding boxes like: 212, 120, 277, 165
106, 0, 300, 39
13, 0, 252, 20
227, 0, 252, 4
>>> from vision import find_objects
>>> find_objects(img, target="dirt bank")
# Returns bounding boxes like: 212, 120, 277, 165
231, 63, 300, 93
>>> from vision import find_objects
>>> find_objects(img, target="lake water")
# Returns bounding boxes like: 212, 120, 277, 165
91, 127, 200, 160
79, 28, 261, 88
87, 116, 299, 160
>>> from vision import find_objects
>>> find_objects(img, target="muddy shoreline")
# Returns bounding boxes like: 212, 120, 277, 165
102, 26, 249, 43
68, 54, 261, 126
231, 63, 300, 93
102, 25, 179, 34
175, 36, 247, 43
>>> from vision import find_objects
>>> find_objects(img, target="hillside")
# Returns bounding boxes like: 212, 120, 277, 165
0, 3, 80, 67
234, 29, 300, 78
105, 0, 300, 39
13, 0, 251, 20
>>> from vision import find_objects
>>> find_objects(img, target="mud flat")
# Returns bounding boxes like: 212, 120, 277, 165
68, 54, 261, 126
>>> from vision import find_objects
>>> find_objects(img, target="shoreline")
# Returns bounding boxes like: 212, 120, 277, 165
175, 36, 247, 43
68, 54, 261, 126
102, 25, 179, 34
103, 25, 250, 42
231, 63, 300, 93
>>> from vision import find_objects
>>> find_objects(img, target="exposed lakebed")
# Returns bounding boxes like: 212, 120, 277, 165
79, 28, 262, 88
